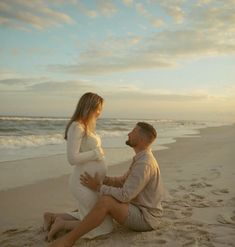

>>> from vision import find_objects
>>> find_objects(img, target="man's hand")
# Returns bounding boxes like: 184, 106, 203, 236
80, 172, 101, 191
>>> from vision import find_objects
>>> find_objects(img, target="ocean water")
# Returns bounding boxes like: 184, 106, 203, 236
0, 116, 229, 191
0, 116, 226, 163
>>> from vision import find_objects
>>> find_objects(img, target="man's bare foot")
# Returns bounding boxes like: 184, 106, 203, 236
43, 212, 55, 232
47, 217, 65, 242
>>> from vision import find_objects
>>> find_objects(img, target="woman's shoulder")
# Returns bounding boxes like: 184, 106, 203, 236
70, 121, 85, 133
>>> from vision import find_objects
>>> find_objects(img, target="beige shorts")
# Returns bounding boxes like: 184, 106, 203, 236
123, 204, 153, 232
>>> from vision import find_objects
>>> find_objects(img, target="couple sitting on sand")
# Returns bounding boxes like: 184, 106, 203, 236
44, 92, 164, 247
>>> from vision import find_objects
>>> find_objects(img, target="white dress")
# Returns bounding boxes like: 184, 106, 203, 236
67, 121, 113, 238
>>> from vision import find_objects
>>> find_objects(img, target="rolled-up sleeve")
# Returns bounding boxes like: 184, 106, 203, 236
103, 170, 130, 187
100, 162, 150, 202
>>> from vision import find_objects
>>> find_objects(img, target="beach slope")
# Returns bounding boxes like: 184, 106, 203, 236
0, 125, 235, 246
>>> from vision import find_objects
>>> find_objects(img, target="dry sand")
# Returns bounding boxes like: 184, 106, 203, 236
0, 124, 235, 246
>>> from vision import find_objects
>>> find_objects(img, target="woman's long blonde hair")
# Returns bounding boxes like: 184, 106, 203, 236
64, 92, 104, 140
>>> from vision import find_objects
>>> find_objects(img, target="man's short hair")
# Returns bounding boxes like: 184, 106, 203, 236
137, 122, 157, 143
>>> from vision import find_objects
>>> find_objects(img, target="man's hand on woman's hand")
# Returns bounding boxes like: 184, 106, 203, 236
80, 172, 101, 192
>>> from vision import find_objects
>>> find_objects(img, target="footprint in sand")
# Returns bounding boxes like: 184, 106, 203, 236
2, 229, 18, 234
181, 212, 192, 217
190, 182, 212, 189
182, 192, 218, 208
178, 185, 186, 189
182, 238, 198, 247
217, 212, 235, 224
211, 188, 229, 195
155, 239, 167, 244
0, 227, 45, 247
227, 197, 235, 206
169, 188, 178, 195
189, 193, 205, 200
2, 227, 33, 236
201, 169, 220, 181
203, 181, 212, 187
194, 202, 211, 208
172, 199, 191, 208
164, 208, 193, 220
181, 210, 193, 217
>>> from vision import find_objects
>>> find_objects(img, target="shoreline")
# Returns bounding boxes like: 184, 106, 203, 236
0, 124, 235, 246
1, 119, 231, 164
1, 122, 232, 192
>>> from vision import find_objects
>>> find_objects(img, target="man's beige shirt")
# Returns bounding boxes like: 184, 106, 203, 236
100, 149, 164, 229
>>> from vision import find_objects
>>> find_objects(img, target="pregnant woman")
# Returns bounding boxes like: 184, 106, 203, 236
43, 92, 113, 240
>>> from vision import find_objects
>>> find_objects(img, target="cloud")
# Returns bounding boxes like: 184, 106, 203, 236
78, 0, 117, 18
0, 77, 48, 91
0, 76, 95, 93
100, 85, 235, 121
197, 0, 212, 5
0, 69, 23, 80
0, 0, 75, 30
2, 75, 233, 103
148, 28, 235, 58
0, 75, 212, 102
5, 47, 54, 57
122, 0, 133, 7
29, 80, 92, 92
48, 34, 176, 75
77, 1, 98, 18
48, 28, 235, 75
49, 56, 174, 75
224, 84, 235, 97
1, 1, 235, 78
98, 0, 118, 17
135, 1, 184, 26
1, 78, 234, 121
0, 78, 32, 86
102, 85, 210, 102
48, 1, 235, 76
190, 1, 235, 33
156, 0, 185, 23
135, 3, 165, 28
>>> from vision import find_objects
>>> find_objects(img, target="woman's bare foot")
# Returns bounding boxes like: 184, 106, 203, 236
43, 212, 55, 232
47, 217, 65, 242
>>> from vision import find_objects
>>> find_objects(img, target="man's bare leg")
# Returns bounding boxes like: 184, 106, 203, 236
43, 212, 78, 232
48, 196, 128, 246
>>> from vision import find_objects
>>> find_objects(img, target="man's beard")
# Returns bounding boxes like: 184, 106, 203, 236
126, 139, 135, 147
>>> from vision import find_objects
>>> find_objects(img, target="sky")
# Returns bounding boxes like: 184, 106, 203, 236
0, 0, 235, 122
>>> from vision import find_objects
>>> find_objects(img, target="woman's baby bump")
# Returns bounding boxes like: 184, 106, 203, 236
81, 160, 107, 180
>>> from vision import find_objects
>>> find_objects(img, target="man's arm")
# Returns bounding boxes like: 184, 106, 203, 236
100, 161, 151, 202
103, 170, 130, 187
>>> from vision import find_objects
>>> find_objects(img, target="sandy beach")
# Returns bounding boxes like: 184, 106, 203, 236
0, 124, 234, 247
